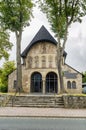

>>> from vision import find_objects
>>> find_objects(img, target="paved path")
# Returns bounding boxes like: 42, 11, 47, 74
0, 107, 86, 118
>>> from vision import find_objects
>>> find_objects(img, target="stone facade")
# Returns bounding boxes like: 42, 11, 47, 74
63, 64, 82, 94
8, 41, 82, 94
8, 26, 82, 94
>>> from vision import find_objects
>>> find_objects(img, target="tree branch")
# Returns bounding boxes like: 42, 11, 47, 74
59, 0, 62, 15
68, 0, 79, 25
68, 0, 75, 25
18, 0, 23, 25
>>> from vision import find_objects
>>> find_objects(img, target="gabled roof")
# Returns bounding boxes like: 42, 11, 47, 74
65, 63, 82, 75
21, 25, 67, 57
21, 25, 57, 57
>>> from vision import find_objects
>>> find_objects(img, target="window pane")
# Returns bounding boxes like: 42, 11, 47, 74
67, 81, 71, 89
72, 81, 76, 89
46, 72, 57, 93
31, 72, 42, 92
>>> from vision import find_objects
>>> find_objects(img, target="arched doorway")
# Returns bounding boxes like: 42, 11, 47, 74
46, 72, 58, 93
31, 72, 42, 93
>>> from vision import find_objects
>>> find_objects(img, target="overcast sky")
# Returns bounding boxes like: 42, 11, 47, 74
0, 5, 86, 73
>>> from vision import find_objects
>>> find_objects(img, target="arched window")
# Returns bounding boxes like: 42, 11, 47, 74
31, 72, 42, 92
67, 81, 71, 89
46, 72, 58, 93
72, 81, 76, 89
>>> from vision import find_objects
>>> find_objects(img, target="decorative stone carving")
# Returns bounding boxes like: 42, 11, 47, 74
48, 44, 56, 53
41, 43, 46, 54
42, 56, 46, 68
27, 56, 33, 68
48, 55, 53, 67
28, 42, 56, 55
34, 56, 39, 68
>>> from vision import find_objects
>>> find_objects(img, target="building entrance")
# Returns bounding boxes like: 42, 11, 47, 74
46, 72, 58, 93
31, 72, 42, 93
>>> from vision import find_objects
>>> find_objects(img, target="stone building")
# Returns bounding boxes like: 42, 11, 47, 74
8, 26, 82, 94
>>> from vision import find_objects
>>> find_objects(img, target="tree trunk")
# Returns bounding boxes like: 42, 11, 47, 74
56, 36, 64, 94
58, 50, 64, 93
56, 24, 68, 94
15, 30, 22, 93
62, 25, 68, 58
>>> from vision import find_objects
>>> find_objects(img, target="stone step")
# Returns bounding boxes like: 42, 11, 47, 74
13, 100, 63, 103
6, 95, 64, 108
7, 101, 64, 106
14, 98, 63, 101
10, 103, 64, 108
12, 102, 64, 105
14, 97, 62, 99
7, 102, 64, 107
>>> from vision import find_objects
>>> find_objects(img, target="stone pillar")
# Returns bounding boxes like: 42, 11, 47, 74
42, 78, 46, 94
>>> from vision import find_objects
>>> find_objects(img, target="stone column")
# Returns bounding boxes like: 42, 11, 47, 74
42, 78, 46, 94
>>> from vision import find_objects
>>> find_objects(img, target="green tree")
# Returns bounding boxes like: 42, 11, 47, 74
0, 27, 12, 60
38, 0, 86, 93
0, 61, 16, 92
82, 72, 86, 83
0, 0, 34, 92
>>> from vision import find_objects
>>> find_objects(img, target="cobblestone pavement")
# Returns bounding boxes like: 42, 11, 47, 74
0, 107, 86, 118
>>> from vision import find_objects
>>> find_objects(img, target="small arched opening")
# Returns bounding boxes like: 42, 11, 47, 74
72, 81, 76, 89
67, 81, 71, 89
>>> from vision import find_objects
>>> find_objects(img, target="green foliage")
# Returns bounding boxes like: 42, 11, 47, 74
38, 0, 86, 38
0, 0, 34, 31
0, 27, 12, 60
0, 85, 7, 93
82, 72, 86, 83
0, 61, 16, 92
38, 0, 86, 92
0, 0, 34, 91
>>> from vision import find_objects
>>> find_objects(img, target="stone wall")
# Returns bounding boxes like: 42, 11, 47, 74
63, 95, 86, 108
63, 64, 82, 94
8, 70, 16, 92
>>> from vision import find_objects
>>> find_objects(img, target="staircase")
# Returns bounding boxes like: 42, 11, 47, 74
6, 95, 64, 108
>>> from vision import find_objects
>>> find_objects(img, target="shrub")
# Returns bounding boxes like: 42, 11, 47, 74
0, 86, 7, 93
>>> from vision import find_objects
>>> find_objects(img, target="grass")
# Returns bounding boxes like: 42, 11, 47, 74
0, 92, 20, 96
0, 92, 86, 97
63, 93, 86, 96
